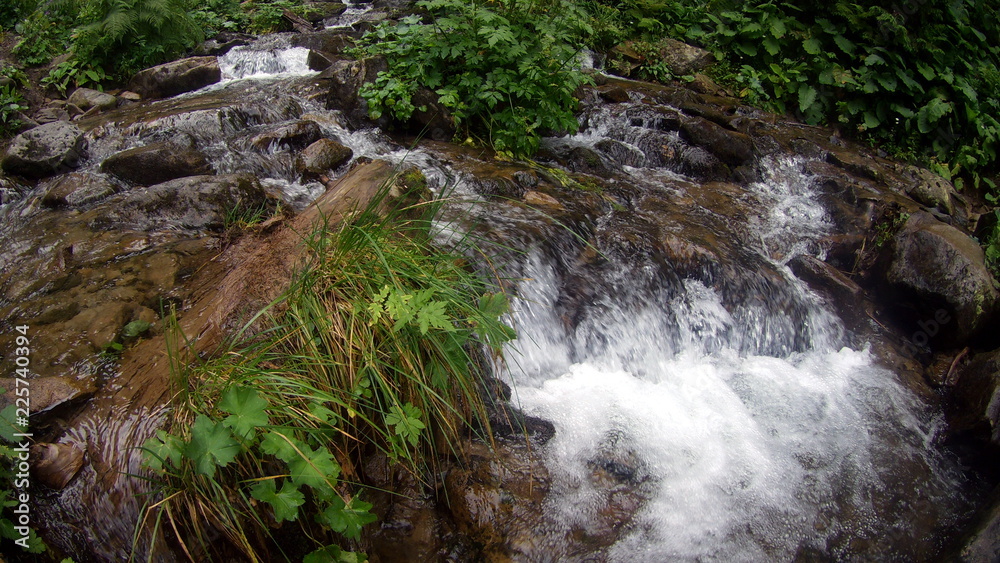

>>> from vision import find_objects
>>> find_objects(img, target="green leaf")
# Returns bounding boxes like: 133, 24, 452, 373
863, 111, 881, 129
219, 387, 270, 441
763, 37, 780, 56
250, 479, 305, 523
917, 97, 953, 133
769, 18, 786, 39
185, 415, 241, 477
416, 300, 451, 334
0, 405, 20, 444
798, 85, 817, 114
288, 442, 340, 491
318, 497, 378, 540
833, 35, 855, 55
478, 292, 510, 318
261, 431, 299, 463
142, 429, 184, 471
864, 53, 885, 66
122, 320, 152, 338
304, 545, 364, 563
385, 404, 426, 447
802, 38, 822, 55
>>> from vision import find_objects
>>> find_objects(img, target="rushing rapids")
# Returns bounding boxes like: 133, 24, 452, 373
1, 29, 996, 560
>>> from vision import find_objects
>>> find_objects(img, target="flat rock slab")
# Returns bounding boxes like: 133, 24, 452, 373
101, 141, 213, 186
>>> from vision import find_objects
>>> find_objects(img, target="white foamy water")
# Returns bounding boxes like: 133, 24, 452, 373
218, 45, 315, 81
498, 157, 969, 560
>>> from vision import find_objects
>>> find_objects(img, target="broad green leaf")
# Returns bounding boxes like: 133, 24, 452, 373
763, 37, 780, 56
185, 415, 240, 477
261, 431, 299, 463
142, 429, 184, 471
802, 38, 822, 55
318, 497, 378, 540
917, 97, 953, 133
250, 479, 304, 523
288, 442, 341, 490
122, 320, 152, 338
798, 85, 817, 114
219, 387, 270, 441
833, 35, 855, 55
478, 292, 510, 318
863, 111, 881, 129
864, 53, 885, 66
0, 405, 21, 444
769, 18, 786, 39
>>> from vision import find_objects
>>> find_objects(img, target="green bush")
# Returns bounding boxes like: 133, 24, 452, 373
142, 178, 516, 560
0, 85, 28, 137
358, 0, 593, 157
71, 0, 204, 79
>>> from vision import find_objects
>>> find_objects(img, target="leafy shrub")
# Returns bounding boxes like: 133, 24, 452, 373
142, 179, 516, 559
71, 0, 204, 79
358, 0, 593, 157
0, 85, 28, 137
40, 59, 108, 96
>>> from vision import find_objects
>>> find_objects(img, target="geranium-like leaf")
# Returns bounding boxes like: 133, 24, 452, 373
318, 497, 378, 540
219, 386, 270, 441
260, 431, 299, 463
185, 415, 240, 477
250, 479, 305, 523
142, 429, 184, 471
288, 442, 341, 491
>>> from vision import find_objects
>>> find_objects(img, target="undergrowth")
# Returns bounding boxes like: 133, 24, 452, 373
139, 176, 516, 561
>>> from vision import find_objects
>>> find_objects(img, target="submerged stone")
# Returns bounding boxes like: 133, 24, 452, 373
1, 121, 87, 179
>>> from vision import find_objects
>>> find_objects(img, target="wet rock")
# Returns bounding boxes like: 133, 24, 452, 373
598, 85, 631, 104
1, 121, 87, 179
564, 146, 614, 176
66, 301, 133, 350
41, 172, 119, 207
30, 443, 86, 490
0, 376, 96, 414
304, 1, 347, 22
679, 116, 753, 167
34, 106, 71, 124
101, 140, 213, 186
126, 56, 222, 99
250, 120, 323, 150
883, 212, 999, 344
298, 138, 354, 174
595, 138, 647, 168
688, 73, 723, 95
948, 349, 1000, 446
654, 38, 714, 75
291, 29, 356, 55
321, 56, 388, 129
960, 489, 1000, 562
307, 49, 338, 71
900, 165, 968, 225
826, 149, 884, 181
407, 87, 456, 140
67, 88, 117, 113
524, 190, 562, 209
100, 173, 274, 231
193, 32, 253, 56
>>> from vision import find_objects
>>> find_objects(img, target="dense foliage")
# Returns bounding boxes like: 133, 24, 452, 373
584, 0, 1000, 199
143, 180, 516, 560
358, 0, 593, 157
0, 0, 311, 88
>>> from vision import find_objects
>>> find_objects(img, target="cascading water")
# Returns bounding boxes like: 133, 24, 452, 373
457, 144, 976, 558
8, 27, 988, 558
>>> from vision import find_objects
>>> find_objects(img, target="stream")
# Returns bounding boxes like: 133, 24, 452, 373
0, 17, 992, 561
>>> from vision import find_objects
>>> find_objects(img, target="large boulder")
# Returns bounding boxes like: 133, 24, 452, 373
98, 174, 275, 231
126, 56, 222, 99
101, 140, 213, 186
321, 56, 388, 129
883, 212, 999, 344
297, 138, 353, 174
1, 121, 88, 179
899, 165, 969, 225
655, 38, 714, 76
